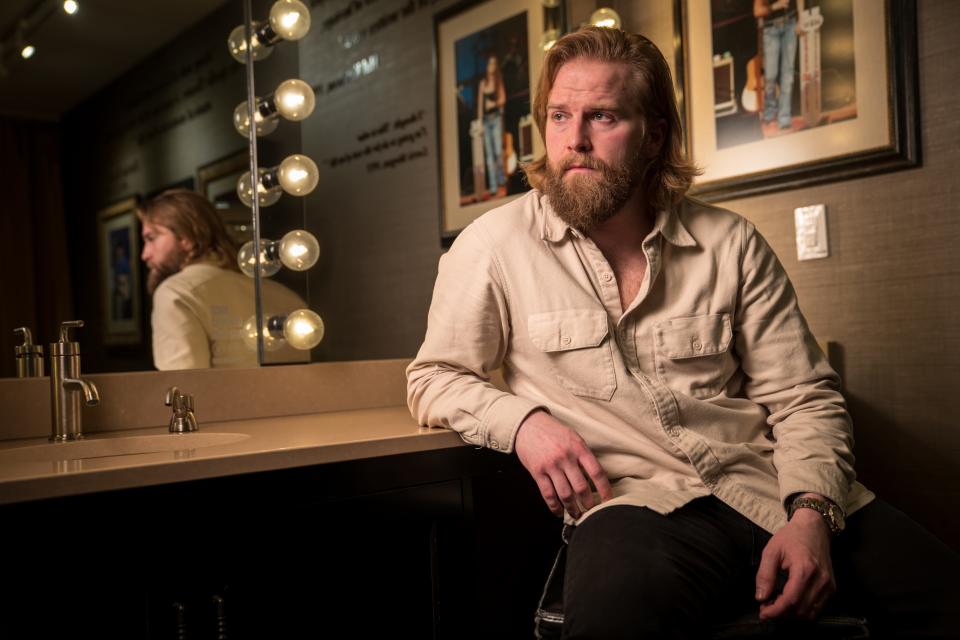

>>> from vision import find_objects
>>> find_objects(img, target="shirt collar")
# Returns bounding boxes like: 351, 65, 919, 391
539, 192, 697, 248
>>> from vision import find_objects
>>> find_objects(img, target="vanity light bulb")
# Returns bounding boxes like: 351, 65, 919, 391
242, 315, 285, 352
274, 79, 316, 121
540, 29, 560, 51
277, 154, 319, 196
283, 309, 325, 350
269, 0, 312, 41
63, 1, 79, 15
237, 170, 282, 207
227, 24, 274, 63
589, 7, 621, 29
21, 44, 36, 59
238, 240, 282, 277
278, 230, 320, 271
233, 101, 279, 137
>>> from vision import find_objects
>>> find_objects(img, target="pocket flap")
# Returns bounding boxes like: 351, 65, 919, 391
655, 313, 732, 359
528, 309, 609, 352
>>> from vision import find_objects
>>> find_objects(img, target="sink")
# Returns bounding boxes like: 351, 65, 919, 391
0, 432, 250, 464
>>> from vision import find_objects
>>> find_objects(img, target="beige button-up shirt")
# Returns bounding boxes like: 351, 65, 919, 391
152, 260, 307, 370
407, 191, 873, 533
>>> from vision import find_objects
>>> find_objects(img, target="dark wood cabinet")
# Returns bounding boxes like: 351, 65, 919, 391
0, 447, 560, 639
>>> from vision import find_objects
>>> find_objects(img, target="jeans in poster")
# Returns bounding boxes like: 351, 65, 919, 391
482, 111, 505, 194
762, 14, 798, 129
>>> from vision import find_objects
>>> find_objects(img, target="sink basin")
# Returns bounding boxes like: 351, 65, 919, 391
0, 432, 250, 464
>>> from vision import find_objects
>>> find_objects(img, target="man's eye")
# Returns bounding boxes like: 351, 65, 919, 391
550, 112, 566, 121
591, 112, 613, 122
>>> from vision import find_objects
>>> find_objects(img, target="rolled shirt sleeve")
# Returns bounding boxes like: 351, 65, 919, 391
734, 219, 856, 510
406, 221, 544, 453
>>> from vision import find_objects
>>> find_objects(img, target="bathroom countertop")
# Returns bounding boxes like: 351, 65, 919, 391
0, 405, 465, 506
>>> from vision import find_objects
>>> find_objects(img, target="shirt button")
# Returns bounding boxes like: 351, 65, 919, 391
490, 439, 500, 449
693, 340, 703, 351
561, 336, 572, 346
600, 272, 614, 283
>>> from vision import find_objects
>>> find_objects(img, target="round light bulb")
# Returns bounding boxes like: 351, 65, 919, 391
269, 0, 311, 41
63, 0, 79, 15
273, 79, 316, 121
277, 155, 319, 196
540, 29, 560, 51
21, 45, 36, 59
227, 24, 274, 63
589, 7, 621, 29
238, 240, 282, 277
283, 309, 324, 350
233, 101, 279, 137
278, 230, 320, 271
242, 315, 285, 352
237, 170, 282, 207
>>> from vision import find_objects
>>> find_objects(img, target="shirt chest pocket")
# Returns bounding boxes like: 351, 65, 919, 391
654, 313, 734, 399
527, 309, 617, 401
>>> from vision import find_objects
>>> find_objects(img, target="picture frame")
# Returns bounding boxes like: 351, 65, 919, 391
435, 0, 549, 245
674, 0, 919, 201
196, 150, 254, 246
97, 197, 143, 346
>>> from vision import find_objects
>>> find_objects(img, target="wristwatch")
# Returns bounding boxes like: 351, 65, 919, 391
788, 496, 845, 535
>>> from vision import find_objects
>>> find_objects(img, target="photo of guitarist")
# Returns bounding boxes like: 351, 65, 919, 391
754, 0, 803, 135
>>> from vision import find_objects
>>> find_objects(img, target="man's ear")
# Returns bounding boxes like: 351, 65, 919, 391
643, 119, 667, 158
178, 236, 195, 254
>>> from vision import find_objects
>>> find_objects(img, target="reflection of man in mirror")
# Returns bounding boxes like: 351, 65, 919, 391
138, 189, 305, 370
409, 26, 957, 637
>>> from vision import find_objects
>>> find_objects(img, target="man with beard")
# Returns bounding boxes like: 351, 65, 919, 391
139, 189, 305, 370
407, 27, 957, 638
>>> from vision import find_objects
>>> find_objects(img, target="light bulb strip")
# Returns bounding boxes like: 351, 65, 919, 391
243, 0, 267, 365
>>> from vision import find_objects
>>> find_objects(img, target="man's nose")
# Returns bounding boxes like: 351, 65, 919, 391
141, 245, 150, 262
568, 116, 591, 153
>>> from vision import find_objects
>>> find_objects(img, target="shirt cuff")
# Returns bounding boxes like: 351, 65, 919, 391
479, 394, 546, 454
778, 463, 850, 513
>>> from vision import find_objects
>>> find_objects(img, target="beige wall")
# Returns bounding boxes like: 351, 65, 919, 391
630, 0, 960, 547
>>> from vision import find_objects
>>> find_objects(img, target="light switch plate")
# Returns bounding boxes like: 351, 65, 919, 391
794, 204, 829, 261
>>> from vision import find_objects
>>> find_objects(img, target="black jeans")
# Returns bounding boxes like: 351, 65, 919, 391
561, 496, 958, 639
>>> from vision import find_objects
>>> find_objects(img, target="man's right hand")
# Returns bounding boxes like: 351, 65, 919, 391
514, 410, 614, 519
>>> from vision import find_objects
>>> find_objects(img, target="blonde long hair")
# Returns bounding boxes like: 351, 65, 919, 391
137, 189, 239, 272
524, 27, 699, 211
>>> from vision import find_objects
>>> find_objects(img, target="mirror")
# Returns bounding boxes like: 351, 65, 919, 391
0, 0, 311, 375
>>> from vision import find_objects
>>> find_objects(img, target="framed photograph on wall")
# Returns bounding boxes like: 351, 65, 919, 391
197, 151, 254, 246
97, 197, 142, 346
675, 0, 918, 201
435, 0, 548, 245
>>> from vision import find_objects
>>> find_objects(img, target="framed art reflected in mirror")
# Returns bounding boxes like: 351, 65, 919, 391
196, 150, 253, 247
97, 197, 143, 346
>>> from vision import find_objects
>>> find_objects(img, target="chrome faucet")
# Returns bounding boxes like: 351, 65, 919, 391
49, 320, 100, 442
165, 386, 199, 433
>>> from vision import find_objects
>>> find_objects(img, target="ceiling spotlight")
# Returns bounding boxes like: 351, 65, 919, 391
21, 44, 36, 59
63, 0, 79, 15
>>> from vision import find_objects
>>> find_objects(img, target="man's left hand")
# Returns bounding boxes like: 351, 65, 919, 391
755, 498, 836, 620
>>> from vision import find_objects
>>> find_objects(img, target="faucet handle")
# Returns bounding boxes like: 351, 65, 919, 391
165, 386, 199, 432
14, 327, 44, 378
58, 320, 84, 344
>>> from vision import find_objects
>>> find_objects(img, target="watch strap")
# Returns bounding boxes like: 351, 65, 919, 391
788, 496, 844, 535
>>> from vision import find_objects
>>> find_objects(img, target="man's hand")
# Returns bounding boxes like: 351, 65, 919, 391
756, 497, 836, 621
514, 410, 613, 519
